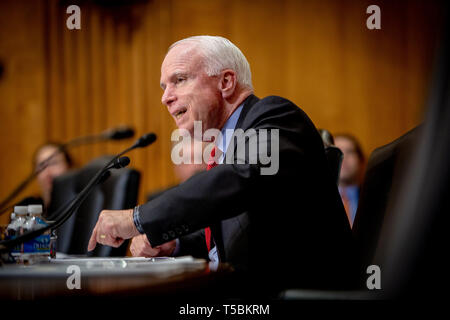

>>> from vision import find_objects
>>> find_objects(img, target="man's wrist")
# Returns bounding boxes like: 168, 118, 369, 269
133, 206, 145, 234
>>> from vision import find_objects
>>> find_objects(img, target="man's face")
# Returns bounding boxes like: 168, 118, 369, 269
160, 44, 225, 136
335, 136, 362, 186
35, 146, 69, 197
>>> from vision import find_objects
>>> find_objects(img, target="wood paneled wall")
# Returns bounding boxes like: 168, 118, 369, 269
0, 0, 443, 225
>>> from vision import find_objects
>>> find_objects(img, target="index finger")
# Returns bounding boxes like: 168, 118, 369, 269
88, 224, 98, 251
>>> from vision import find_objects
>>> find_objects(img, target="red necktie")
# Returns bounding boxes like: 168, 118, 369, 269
205, 147, 218, 252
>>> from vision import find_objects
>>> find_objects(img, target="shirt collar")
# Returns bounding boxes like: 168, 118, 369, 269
339, 185, 359, 198
217, 103, 244, 163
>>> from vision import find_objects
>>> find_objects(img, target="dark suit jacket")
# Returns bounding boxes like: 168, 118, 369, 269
139, 95, 358, 292
147, 187, 209, 260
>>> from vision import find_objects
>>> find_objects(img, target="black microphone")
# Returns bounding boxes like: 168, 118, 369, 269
0, 126, 136, 214
131, 133, 157, 149
64, 125, 136, 147
101, 126, 135, 141
0, 133, 156, 252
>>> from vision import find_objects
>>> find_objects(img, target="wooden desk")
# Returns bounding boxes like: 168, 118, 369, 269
0, 256, 233, 300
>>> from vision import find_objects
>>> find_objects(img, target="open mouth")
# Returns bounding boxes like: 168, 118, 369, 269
174, 108, 187, 120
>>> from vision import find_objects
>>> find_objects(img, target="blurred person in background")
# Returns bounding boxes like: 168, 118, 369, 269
16, 143, 73, 212
334, 134, 365, 227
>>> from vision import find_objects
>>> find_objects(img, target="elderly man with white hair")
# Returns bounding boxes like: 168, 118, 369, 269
88, 35, 358, 295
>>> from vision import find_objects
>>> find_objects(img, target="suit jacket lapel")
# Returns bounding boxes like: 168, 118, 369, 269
235, 94, 259, 130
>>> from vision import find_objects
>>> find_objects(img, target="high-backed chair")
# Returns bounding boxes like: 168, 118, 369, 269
48, 156, 140, 257
376, 14, 450, 298
318, 128, 343, 186
352, 127, 420, 273
324, 146, 343, 186
281, 127, 421, 299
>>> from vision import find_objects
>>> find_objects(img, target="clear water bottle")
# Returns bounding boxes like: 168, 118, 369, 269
23, 205, 50, 263
6, 212, 16, 236
6, 206, 28, 259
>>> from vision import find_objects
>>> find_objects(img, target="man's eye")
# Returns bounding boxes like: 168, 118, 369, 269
176, 77, 185, 84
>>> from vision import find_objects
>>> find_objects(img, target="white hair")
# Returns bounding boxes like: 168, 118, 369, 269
169, 35, 253, 90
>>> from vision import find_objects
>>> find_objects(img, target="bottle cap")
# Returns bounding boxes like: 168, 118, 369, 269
28, 204, 43, 215
14, 206, 28, 215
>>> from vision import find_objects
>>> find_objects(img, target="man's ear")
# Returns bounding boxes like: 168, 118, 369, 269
219, 69, 237, 99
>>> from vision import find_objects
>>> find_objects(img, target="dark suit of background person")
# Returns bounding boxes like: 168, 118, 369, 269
137, 94, 358, 294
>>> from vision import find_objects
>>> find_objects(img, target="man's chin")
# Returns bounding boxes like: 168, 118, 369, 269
175, 124, 194, 137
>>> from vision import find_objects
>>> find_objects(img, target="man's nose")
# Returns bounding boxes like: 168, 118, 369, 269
161, 86, 176, 106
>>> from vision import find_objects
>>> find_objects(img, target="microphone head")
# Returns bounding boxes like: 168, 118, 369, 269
134, 133, 157, 148
113, 156, 131, 169
105, 126, 135, 140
